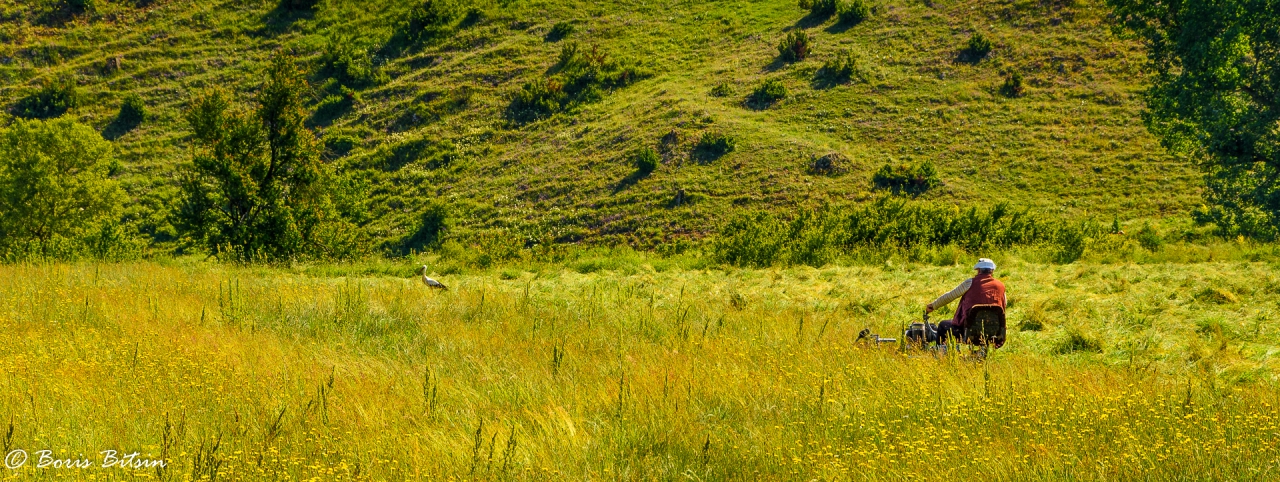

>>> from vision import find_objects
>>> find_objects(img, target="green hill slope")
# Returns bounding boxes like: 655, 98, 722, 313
0, 0, 1197, 250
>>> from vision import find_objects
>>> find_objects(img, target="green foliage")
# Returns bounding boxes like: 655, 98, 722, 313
837, 0, 870, 25
1000, 71, 1025, 98
546, 21, 574, 42
12, 77, 79, 119
816, 53, 859, 86
118, 93, 146, 126
507, 79, 566, 123
713, 199, 1093, 267
400, 201, 451, 253
809, 0, 838, 17
633, 146, 659, 176
176, 54, 360, 261
1054, 224, 1086, 263
777, 31, 811, 63
748, 78, 788, 107
965, 32, 992, 60
323, 132, 360, 159
693, 132, 736, 161
1136, 222, 1163, 252
279, 0, 317, 11
872, 160, 940, 195
0, 118, 120, 253
709, 82, 733, 97
318, 33, 384, 87
506, 43, 648, 124
104, 93, 147, 139
406, 0, 458, 42
1109, 0, 1280, 240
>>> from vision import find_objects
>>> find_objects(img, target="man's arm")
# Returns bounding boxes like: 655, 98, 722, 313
927, 279, 972, 312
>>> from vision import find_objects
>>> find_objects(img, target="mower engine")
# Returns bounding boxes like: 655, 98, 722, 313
903, 313, 939, 348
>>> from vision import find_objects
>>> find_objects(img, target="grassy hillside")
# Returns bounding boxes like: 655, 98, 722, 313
2, 259, 1277, 479
0, 0, 1198, 249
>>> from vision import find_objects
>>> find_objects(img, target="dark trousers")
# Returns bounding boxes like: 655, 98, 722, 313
935, 321, 964, 345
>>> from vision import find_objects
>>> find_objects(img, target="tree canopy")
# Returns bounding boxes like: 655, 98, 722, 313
177, 54, 360, 260
1110, 0, 1280, 238
0, 117, 120, 252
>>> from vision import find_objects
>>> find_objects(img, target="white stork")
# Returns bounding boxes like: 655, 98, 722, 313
419, 265, 448, 290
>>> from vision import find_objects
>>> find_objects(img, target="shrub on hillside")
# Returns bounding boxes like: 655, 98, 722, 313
507, 44, 649, 124
872, 160, 940, 195
507, 79, 566, 123
546, 21, 574, 42
400, 201, 451, 253
279, 0, 318, 11
103, 93, 146, 139
693, 132, 736, 161
406, 0, 457, 42
633, 147, 659, 176
837, 0, 870, 25
13, 78, 79, 119
319, 34, 384, 87
1136, 223, 1163, 251
808, 0, 838, 17
965, 32, 993, 61
117, 93, 146, 126
1000, 71, 1025, 97
777, 31, 812, 63
816, 53, 859, 86
748, 78, 787, 107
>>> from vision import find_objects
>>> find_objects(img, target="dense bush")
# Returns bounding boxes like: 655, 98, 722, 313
117, 93, 146, 126
507, 79, 566, 123
319, 34, 384, 87
1136, 223, 1163, 251
1000, 71, 1025, 97
0, 118, 121, 256
872, 160, 941, 195
13, 78, 79, 119
808, 0, 838, 17
837, 0, 870, 24
713, 199, 1097, 267
965, 32, 993, 60
279, 0, 317, 11
748, 78, 788, 107
693, 132, 736, 161
506, 43, 648, 124
400, 201, 451, 253
406, 0, 457, 42
777, 31, 811, 63
546, 21, 574, 42
816, 53, 859, 85
633, 147, 659, 176
710, 82, 733, 97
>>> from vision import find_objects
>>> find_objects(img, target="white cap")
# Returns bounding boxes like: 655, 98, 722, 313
974, 258, 996, 270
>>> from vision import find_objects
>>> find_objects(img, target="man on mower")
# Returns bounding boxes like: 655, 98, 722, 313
925, 258, 1006, 345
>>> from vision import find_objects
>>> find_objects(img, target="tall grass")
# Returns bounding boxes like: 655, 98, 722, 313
0, 261, 1276, 479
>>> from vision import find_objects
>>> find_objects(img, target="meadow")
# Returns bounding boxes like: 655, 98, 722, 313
2, 256, 1278, 480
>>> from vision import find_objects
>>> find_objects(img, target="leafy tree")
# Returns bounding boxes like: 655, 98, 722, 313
177, 54, 360, 260
1109, 0, 1280, 239
0, 118, 120, 251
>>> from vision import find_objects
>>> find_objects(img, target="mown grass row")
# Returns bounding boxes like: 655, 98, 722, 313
0, 261, 1276, 479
